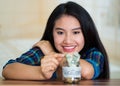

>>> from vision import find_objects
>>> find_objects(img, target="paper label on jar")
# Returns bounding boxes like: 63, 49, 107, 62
62, 67, 81, 78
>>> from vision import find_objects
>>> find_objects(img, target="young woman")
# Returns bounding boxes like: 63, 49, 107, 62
2, 1, 110, 80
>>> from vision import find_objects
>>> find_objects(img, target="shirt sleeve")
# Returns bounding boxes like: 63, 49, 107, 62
85, 51, 104, 79
3, 47, 44, 68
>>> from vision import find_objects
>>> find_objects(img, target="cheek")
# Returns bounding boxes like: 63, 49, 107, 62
54, 38, 58, 46
53, 34, 62, 48
54, 37, 62, 46
80, 39, 85, 48
77, 36, 85, 50
54, 38, 63, 52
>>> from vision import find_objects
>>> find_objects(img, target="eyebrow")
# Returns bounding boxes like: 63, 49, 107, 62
54, 27, 81, 30
72, 27, 81, 30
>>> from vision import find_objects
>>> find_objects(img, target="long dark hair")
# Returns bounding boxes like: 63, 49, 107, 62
41, 1, 109, 79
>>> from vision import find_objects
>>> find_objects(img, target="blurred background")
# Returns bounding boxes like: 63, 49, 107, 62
0, 0, 120, 79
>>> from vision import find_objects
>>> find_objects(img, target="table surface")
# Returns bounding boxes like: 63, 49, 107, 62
0, 79, 120, 86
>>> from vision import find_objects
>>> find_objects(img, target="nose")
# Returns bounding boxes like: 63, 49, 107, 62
63, 33, 73, 44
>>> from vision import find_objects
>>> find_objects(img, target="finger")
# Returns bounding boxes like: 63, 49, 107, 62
53, 53, 65, 62
41, 57, 59, 66
41, 59, 58, 70
49, 65, 56, 71
41, 64, 56, 79
45, 62, 58, 70
46, 53, 65, 64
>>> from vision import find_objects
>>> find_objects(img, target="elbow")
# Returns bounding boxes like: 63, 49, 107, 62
80, 59, 94, 80
82, 69, 94, 79
2, 65, 14, 80
81, 65, 94, 80
2, 68, 9, 79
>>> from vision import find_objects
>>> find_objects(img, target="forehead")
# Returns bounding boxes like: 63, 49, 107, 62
54, 14, 81, 28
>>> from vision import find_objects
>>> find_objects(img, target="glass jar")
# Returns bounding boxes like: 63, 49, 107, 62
62, 52, 81, 84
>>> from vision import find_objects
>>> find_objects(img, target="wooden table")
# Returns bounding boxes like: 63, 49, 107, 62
0, 79, 120, 86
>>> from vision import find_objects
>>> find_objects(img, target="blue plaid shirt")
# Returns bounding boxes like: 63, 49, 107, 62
3, 47, 104, 79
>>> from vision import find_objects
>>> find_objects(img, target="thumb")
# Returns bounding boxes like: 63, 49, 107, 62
56, 54, 65, 62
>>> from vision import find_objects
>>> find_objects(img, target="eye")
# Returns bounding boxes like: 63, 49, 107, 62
73, 31, 80, 34
57, 31, 64, 35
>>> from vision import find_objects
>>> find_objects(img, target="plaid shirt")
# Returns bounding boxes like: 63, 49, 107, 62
3, 47, 104, 79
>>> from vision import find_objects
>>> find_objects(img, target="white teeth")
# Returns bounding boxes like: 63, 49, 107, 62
64, 46, 74, 49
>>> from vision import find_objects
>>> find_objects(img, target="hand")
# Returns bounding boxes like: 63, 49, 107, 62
40, 53, 64, 79
33, 40, 54, 55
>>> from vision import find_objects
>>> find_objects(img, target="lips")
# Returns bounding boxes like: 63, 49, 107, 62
63, 46, 76, 52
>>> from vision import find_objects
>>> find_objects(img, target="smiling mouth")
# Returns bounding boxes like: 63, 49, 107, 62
63, 46, 76, 52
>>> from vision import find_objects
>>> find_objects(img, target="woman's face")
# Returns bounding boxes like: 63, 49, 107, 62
53, 15, 85, 54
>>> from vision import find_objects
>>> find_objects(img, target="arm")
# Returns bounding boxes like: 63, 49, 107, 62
2, 41, 64, 80
2, 47, 47, 80
2, 40, 94, 80
80, 48, 105, 79
80, 59, 94, 79
2, 63, 45, 80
